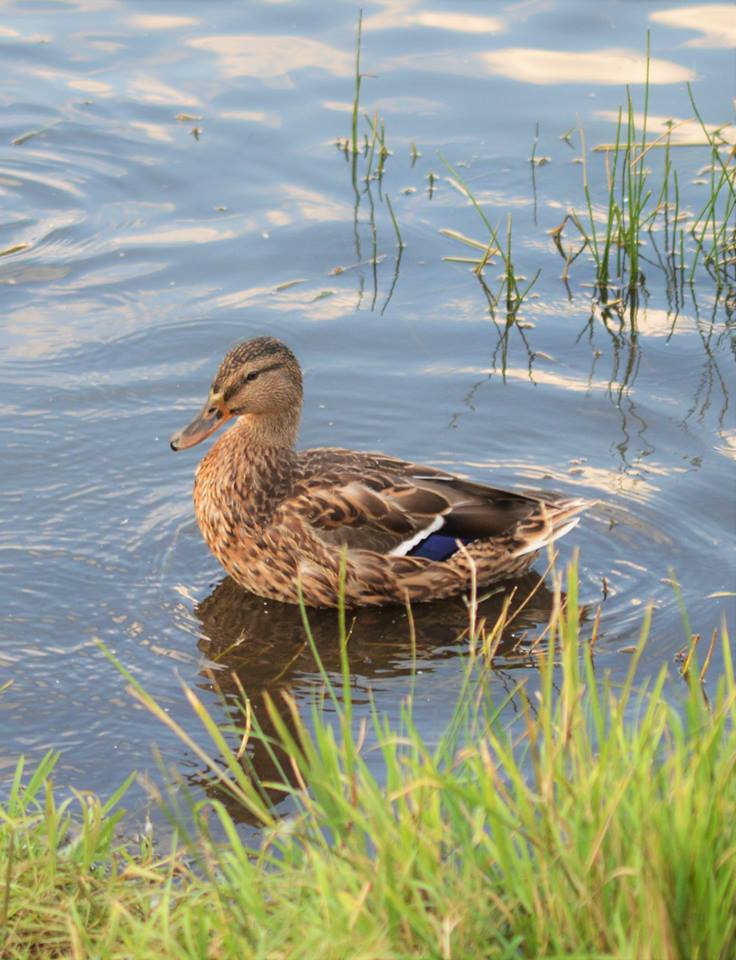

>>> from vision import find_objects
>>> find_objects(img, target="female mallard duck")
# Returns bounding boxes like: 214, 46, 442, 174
171, 337, 591, 608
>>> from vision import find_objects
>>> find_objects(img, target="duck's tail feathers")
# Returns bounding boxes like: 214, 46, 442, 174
512, 497, 595, 558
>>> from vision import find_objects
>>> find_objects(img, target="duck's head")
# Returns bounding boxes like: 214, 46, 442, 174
170, 336, 303, 451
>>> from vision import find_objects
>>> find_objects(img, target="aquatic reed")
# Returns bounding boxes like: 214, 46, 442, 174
440, 157, 540, 322
335, 10, 405, 312
552, 35, 735, 317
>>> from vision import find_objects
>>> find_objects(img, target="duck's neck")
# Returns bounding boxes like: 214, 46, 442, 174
234, 408, 301, 449
195, 412, 298, 528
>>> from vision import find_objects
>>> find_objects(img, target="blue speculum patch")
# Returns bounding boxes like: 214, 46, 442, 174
409, 533, 470, 562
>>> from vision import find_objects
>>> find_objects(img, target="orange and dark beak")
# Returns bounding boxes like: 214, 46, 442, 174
170, 396, 230, 451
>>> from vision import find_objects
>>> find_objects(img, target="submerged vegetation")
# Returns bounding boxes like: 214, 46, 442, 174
2, 561, 735, 959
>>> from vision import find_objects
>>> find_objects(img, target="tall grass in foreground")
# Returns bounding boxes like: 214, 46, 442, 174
2, 561, 735, 959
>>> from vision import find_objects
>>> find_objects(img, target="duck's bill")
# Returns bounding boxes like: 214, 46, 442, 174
170, 403, 229, 451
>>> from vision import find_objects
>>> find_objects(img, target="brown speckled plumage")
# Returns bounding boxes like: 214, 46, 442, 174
171, 337, 593, 607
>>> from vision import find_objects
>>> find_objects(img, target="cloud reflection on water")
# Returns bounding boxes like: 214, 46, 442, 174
67, 77, 113, 95
127, 76, 201, 108
187, 35, 353, 81
128, 121, 174, 144
220, 109, 282, 129
480, 47, 694, 85
715, 430, 736, 462
594, 110, 736, 146
363, 2, 505, 33
460, 458, 663, 504
411, 12, 506, 34
127, 14, 198, 30
649, 5, 736, 48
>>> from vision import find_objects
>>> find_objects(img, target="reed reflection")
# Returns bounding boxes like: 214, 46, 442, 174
447, 264, 733, 477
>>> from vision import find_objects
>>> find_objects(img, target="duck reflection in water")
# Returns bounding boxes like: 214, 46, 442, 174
185, 572, 560, 824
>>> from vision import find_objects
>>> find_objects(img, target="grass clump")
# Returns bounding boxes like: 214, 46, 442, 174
2, 560, 736, 959
551, 34, 735, 317
435, 34, 733, 331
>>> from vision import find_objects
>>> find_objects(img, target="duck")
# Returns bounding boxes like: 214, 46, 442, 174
170, 336, 592, 608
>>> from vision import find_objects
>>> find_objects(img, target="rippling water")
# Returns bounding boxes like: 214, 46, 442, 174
1, 0, 734, 825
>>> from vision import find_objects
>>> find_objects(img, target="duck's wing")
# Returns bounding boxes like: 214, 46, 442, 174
288, 448, 549, 558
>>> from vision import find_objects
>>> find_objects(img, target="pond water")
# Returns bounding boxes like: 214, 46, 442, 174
1, 0, 734, 829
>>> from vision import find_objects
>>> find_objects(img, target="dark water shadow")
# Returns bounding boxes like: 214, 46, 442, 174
185, 573, 557, 824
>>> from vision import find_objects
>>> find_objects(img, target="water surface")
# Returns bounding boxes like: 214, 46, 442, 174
1, 0, 734, 827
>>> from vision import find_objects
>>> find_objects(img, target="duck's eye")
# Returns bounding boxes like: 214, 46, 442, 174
245, 370, 260, 382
